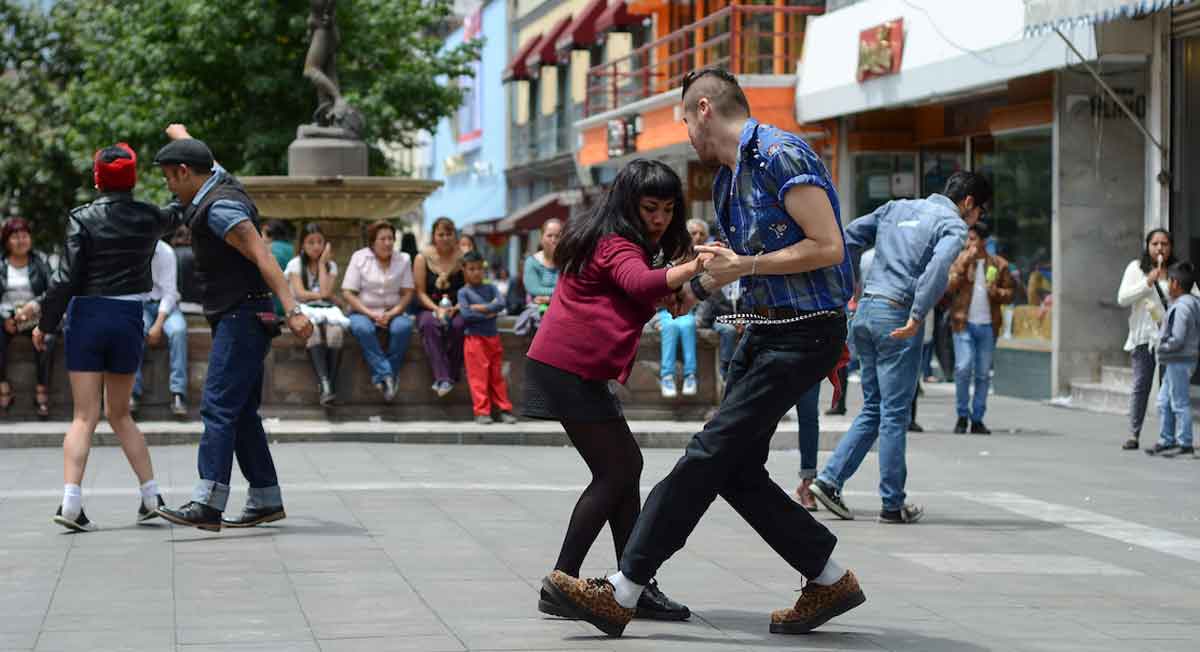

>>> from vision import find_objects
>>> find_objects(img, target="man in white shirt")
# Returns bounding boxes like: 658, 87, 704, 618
132, 240, 189, 417
945, 222, 1014, 434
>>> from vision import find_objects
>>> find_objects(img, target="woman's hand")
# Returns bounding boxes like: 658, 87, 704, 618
319, 242, 333, 264
372, 309, 390, 328
14, 302, 36, 324
694, 245, 743, 286
31, 327, 46, 352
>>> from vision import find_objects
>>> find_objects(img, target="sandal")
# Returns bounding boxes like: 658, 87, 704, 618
35, 387, 50, 420
0, 383, 11, 413
1122, 438, 1140, 451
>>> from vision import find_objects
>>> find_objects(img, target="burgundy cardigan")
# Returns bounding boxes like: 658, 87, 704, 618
527, 236, 672, 383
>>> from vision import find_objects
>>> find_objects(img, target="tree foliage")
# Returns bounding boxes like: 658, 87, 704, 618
1, 0, 480, 247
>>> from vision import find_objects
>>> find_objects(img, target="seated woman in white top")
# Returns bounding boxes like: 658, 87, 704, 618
341, 220, 415, 402
0, 217, 59, 418
285, 223, 351, 408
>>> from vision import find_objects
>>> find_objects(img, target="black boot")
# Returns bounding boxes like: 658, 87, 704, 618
307, 345, 334, 407
325, 346, 343, 405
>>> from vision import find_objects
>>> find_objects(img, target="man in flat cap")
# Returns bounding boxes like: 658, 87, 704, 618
154, 124, 313, 532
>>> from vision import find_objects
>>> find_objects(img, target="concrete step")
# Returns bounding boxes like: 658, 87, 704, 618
1100, 365, 1135, 389
1068, 381, 1130, 416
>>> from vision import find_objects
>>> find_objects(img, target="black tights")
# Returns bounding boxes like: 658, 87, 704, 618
554, 418, 644, 577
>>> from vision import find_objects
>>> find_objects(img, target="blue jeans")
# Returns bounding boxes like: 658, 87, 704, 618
819, 297, 921, 511
921, 339, 934, 378
713, 322, 739, 379
796, 383, 820, 480
193, 301, 281, 512
1157, 360, 1196, 448
348, 312, 414, 384
658, 310, 697, 378
953, 322, 995, 422
133, 301, 188, 397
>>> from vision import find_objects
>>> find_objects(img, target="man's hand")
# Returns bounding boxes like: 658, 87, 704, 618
14, 303, 36, 324
470, 303, 491, 314
695, 245, 743, 286
890, 317, 921, 340
165, 124, 191, 140
146, 323, 165, 347
32, 327, 46, 352
3, 319, 15, 336
287, 312, 313, 340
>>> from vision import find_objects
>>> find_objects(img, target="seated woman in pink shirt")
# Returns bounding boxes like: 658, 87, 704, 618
341, 221, 415, 402
525, 160, 705, 622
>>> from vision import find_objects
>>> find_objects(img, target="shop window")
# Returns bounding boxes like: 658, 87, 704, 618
853, 153, 916, 217
919, 148, 964, 197
972, 130, 1053, 340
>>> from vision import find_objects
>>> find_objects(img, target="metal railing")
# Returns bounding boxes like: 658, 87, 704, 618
584, 5, 821, 118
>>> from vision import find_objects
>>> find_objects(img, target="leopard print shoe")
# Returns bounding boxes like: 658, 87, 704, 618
543, 570, 635, 637
769, 569, 865, 634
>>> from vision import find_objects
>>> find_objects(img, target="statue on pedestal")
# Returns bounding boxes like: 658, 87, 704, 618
301, 0, 365, 140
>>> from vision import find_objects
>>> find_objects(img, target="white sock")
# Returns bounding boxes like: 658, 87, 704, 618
62, 484, 82, 520
139, 480, 159, 510
810, 557, 846, 586
607, 571, 644, 609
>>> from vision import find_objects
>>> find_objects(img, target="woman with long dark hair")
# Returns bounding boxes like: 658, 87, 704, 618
413, 217, 466, 397
525, 160, 701, 622
0, 217, 58, 418
286, 223, 350, 406
1116, 228, 1176, 450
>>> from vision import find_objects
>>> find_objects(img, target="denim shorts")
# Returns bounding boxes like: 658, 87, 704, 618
64, 297, 145, 374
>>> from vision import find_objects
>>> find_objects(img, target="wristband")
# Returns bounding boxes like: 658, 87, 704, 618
689, 275, 711, 302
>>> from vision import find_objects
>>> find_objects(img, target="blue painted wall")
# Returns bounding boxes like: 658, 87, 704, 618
422, 0, 508, 232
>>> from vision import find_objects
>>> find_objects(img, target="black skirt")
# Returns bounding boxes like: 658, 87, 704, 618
521, 357, 623, 422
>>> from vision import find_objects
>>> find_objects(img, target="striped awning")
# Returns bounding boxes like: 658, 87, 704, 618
1025, 0, 1195, 35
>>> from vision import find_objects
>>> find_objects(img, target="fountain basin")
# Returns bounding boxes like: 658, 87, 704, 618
240, 176, 442, 221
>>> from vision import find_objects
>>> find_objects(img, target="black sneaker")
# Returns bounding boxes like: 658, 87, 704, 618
635, 579, 690, 621
221, 505, 286, 528
810, 478, 854, 520
157, 501, 222, 532
171, 393, 188, 417
537, 579, 576, 619
1146, 442, 1181, 457
1160, 445, 1194, 459
908, 421, 924, 433
953, 417, 968, 434
970, 422, 991, 435
878, 504, 924, 524
53, 506, 97, 532
137, 495, 166, 523
1121, 438, 1140, 450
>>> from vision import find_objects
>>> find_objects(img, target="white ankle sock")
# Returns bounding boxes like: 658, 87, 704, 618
810, 557, 846, 586
139, 480, 159, 510
607, 571, 644, 609
62, 484, 82, 520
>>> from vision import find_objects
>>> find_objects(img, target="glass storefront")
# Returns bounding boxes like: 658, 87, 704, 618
972, 129, 1053, 311
853, 153, 916, 216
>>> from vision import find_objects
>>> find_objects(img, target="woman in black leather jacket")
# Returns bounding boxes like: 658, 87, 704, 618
0, 218, 58, 417
35, 143, 173, 532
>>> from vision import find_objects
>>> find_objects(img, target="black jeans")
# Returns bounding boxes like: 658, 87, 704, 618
620, 315, 846, 583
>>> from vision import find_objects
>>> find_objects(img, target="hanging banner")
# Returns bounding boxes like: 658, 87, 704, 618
456, 7, 485, 152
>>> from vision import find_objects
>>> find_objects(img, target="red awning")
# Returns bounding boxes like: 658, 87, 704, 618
499, 191, 573, 233
503, 33, 543, 82
595, 0, 645, 33
526, 17, 573, 70
556, 0, 610, 54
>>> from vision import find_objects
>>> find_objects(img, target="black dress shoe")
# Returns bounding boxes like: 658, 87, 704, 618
636, 579, 690, 621
137, 495, 165, 523
157, 501, 222, 532
970, 422, 991, 435
907, 421, 924, 433
222, 505, 286, 528
954, 417, 968, 434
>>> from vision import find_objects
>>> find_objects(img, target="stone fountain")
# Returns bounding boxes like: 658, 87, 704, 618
240, 0, 439, 263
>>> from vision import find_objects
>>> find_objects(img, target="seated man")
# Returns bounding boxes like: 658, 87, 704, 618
132, 239, 189, 417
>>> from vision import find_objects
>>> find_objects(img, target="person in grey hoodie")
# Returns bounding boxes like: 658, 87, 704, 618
1146, 261, 1200, 458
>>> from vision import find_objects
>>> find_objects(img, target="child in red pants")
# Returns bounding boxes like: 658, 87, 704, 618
458, 252, 517, 424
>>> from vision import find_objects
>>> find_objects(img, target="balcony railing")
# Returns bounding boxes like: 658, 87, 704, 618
584, 5, 821, 118
514, 102, 578, 165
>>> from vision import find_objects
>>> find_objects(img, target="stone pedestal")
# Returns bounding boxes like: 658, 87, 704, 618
288, 137, 368, 177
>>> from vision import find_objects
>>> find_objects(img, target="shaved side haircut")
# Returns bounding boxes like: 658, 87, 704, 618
681, 67, 750, 119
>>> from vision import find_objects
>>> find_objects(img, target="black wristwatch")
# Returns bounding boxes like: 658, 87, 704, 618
689, 275, 711, 301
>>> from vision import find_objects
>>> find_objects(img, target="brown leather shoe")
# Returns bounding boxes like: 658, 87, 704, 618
770, 570, 866, 634
542, 570, 634, 637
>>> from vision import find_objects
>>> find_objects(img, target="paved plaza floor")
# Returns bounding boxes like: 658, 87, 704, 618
0, 387, 1198, 651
